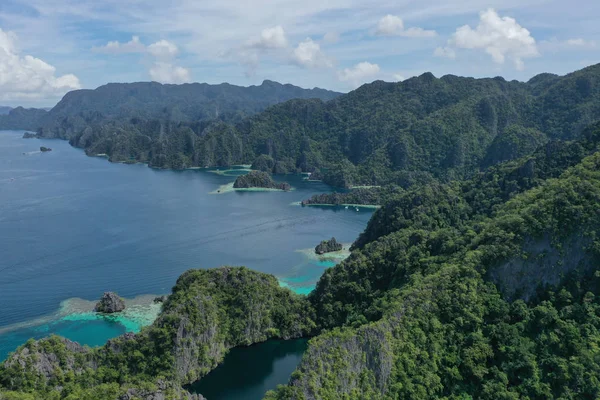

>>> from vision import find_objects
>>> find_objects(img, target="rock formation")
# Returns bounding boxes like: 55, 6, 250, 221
315, 237, 343, 255
95, 292, 126, 313
233, 171, 291, 191
40, 146, 52, 152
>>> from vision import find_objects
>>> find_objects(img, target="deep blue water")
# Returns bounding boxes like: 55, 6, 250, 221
187, 339, 308, 399
0, 130, 372, 396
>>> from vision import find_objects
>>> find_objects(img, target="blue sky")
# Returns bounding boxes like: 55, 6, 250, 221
0, 0, 599, 107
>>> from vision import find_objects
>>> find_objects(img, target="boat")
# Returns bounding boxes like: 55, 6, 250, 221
355, 207, 359, 212
344, 206, 348, 209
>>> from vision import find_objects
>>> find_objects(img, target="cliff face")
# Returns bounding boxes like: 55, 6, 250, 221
267, 144, 600, 398
0, 267, 315, 398
95, 292, 126, 313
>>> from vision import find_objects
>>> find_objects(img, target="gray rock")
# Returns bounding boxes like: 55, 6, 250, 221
95, 291, 126, 313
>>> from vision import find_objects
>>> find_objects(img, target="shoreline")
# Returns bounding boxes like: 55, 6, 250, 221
290, 201, 381, 209
210, 181, 294, 195
0, 294, 163, 336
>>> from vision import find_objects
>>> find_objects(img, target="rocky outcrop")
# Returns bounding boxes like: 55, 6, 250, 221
40, 146, 52, 152
315, 237, 342, 255
119, 380, 206, 400
273, 319, 396, 400
233, 171, 291, 191
489, 234, 594, 301
95, 292, 126, 313
22, 132, 38, 139
1, 336, 94, 385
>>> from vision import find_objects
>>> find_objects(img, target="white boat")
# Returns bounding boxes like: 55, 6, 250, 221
344, 206, 348, 209
355, 207, 359, 212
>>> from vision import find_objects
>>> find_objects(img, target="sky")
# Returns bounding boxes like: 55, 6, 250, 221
0, 0, 599, 107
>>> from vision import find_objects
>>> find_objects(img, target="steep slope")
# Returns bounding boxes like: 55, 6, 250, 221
0, 267, 314, 399
36, 80, 341, 139
44, 63, 600, 184
266, 130, 600, 400
0, 107, 48, 131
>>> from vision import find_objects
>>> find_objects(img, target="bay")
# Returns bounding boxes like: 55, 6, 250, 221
0, 130, 372, 397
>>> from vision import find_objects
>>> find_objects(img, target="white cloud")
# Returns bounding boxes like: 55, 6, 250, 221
434, 46, 456, 59
393, 73, 405, 81
147, 40, 179, 59
292, 38, 333, 68
443, 9, 539, 70
149, 62, 191, 84
248, 26, 288, 49
375, 15, 436, 38
338, 61, 380, 87
94, 37, 179, 59
323, 32, 340, 44
92, 36, 146, 54
0, 28, 80, 101
93, 36, 188, 83
376, 15, 404, 35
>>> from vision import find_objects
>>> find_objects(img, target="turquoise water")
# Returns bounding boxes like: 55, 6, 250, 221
0, 131, 373, 365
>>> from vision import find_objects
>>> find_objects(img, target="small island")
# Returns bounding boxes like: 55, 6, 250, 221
95, 292, 126, 314
23, 132, 38, 139
315, 237, 343, 255
233, 170, 291, 191
40, 146, 52, 152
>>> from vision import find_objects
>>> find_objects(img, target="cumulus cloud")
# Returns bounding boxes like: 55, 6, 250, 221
0, 28, 80, 101
393, 73, 405, 82
248, 26, 288, 49
375, 15, 436, 38
338, 61, 380, 87
292, 38, 333, 68
440, 9, 539, 70
92, 36, 146, 54
93, 36, 189, 83
149, 62, 191, 84
147, 40, 179, 58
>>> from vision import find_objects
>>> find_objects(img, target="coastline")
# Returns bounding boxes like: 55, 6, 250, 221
210, 181, 294, 195
290, 201, 381, 209
0, 294, 163, 336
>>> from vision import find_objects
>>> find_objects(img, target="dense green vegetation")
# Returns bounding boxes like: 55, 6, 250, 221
233, 171, 291, 191
301, 186, 404, 206
314, 238, 342, 255
4, 67, 600, 399
32, 63, 600, 188
262, 124, 600, 399
0, 267, 314, 399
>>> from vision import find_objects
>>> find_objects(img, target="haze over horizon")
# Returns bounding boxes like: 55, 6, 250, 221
0, 0, 599, 108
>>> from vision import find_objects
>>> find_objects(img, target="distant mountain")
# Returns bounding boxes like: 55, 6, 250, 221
0, 107, 48, 131
0, 106, 12, 115
44, 63, 600, 185
36, 80, 341, 138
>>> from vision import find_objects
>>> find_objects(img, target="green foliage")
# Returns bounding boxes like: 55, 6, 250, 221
0, 268, 315, 399
269, 142, 600, 399
36, 63, 600, 187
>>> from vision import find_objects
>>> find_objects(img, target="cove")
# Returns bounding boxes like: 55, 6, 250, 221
187, 339, 308, 399
0, 130, 373, 394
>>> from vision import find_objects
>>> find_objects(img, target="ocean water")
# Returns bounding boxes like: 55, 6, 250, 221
0, 130, 373, 394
